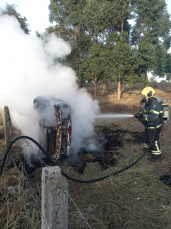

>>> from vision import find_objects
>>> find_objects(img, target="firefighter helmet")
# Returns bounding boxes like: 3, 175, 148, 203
141, 87, 155, 98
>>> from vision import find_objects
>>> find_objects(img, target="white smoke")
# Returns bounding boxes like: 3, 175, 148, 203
44, 34, 71, 58
0, 13, 99, 155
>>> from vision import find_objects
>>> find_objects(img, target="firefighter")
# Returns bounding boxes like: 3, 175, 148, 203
139, 87, 163, 162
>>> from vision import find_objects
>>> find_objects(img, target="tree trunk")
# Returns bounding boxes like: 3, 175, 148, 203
79, 77, 82, 88
145, 71, 147, 81
94, 75, 97, 98
117, 2, 124, 100
102, 83, 106, 95
121, 8, 124, 34
118, 75, 121, 99
79, 64, 82, 88
74, 26, 77, 47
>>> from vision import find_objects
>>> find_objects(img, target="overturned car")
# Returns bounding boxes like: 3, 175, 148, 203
33, 96, 72, 161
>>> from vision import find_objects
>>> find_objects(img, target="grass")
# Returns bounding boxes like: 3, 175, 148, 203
67, 158, 171, 228
0, 82, 171, 228
0, 164, 42, 229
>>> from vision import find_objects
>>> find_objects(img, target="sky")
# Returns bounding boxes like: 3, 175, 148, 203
0, 0, 51, 36
165, 0, 171, 15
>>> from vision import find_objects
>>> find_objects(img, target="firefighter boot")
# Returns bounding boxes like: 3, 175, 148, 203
147, 153, 162, 162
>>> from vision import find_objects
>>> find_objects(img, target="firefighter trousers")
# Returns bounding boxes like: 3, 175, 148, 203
144, 125, 162, 155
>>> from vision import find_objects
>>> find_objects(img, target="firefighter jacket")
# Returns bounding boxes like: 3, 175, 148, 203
141, 97, 163, 128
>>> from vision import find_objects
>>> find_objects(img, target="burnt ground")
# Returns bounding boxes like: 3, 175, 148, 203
62, 124, 143, 174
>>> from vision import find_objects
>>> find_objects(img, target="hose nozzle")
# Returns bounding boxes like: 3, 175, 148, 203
134, 113, 143, 119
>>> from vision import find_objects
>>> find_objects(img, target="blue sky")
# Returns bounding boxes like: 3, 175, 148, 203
165, 0, 171, 15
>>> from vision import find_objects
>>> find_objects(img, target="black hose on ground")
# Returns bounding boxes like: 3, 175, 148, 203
0, 126, 157, 183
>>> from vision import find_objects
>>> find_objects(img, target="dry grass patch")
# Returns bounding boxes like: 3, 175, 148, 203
0, 167, 41, 229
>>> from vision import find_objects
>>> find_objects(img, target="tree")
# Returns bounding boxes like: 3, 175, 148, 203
101, 0, 136, 99
47, 0, 171, 99
81, 0, 109, 97
48, 0, 88, 86
165, 53, 171, 81
79, 0, 135, 98
2, 4, 30, 34
131, 0, 171, 79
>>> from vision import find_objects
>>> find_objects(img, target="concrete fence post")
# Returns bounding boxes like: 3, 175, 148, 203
41, 166, 68, 229
3, 106, 11, 146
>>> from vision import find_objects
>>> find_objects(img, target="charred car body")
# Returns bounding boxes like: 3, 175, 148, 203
33, 96, 72, 161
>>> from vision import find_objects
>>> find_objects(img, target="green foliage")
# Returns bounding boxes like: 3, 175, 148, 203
131, 0, 171, 77
47, 0, 171, 91
166, 73, 171, 82
165, 53, 171, 82
2, 4, 30, 34
160, 80, 167, 83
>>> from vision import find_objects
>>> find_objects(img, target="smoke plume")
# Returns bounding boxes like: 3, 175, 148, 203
0, 13, 99, 155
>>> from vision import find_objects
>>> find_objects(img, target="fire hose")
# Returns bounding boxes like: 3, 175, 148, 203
0, 123, 157, 183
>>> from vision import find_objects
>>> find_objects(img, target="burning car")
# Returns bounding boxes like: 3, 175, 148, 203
33, 96, 72, 161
